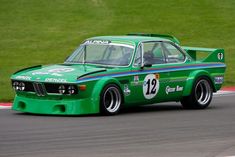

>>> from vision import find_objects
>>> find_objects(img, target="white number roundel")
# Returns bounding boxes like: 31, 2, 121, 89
143, 74, 159, 99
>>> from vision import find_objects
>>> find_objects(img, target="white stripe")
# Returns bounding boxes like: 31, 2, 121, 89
214, 91, 235, 95
214, 91, 235, 97
85, 42, 135, 49
109, 43, 135, 49
0, 106, 11, 109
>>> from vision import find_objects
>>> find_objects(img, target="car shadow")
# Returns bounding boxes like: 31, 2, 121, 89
13, 112, 99, 118
120, 103, 183, 115
12, 102, 217, 117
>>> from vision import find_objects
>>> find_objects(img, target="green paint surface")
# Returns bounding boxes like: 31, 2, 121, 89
0, 0, 233, 102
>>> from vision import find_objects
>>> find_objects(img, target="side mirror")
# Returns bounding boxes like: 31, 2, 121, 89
144, 63, 152, 67
141, 63, 152, 69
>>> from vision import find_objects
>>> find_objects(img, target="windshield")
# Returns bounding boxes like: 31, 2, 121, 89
65, 40, 135, 66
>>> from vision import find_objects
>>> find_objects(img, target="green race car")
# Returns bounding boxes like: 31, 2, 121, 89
11, 34, 226, 115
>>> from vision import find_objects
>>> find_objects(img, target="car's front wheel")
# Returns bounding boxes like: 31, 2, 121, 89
100, 84, 122, 115
181, 77, 213, 109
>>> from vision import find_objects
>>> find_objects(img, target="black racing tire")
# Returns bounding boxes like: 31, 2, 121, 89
100, 84, 122, 115
181, 77, 213, 109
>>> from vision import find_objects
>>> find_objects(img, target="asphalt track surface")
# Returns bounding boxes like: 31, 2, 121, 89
0, 94, 235, 157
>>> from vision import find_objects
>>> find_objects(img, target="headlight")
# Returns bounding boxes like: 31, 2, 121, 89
68, 85, 76, 94
58, 85, 66, 94
12, 81, 26, 91
18, 82, 25, 91
12, 81, 19, 90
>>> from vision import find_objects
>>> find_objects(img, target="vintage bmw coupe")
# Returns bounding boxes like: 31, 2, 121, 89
11, 34, 226, 115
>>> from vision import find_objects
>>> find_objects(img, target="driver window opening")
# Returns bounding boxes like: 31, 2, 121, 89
143, 42, 165, 65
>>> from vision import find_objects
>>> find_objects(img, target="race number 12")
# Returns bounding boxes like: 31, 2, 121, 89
143, 74, 159, 99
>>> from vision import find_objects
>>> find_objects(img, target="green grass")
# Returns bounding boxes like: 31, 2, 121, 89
0, 0, 235, 101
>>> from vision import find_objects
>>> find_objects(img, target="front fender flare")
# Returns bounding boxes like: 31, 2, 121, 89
90, 77, 123, 111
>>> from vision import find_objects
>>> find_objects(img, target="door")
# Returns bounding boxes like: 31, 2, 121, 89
129, 41, 171, 104
160, 42, 188, 100
129, 41, 189, 105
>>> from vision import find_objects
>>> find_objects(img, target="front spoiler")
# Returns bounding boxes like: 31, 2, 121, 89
12, 95, 99, 115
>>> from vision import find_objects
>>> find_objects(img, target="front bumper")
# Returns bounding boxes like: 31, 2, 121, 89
12, 95, 99, 115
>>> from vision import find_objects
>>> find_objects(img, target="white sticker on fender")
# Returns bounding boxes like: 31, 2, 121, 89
15, 75, 31, 80
32, 68, 75, 77
45, 78, 67, 82
48, 68, 74, 73
143, 74, 159, 99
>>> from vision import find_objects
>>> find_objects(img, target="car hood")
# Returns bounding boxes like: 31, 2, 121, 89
12, 64, 106, 83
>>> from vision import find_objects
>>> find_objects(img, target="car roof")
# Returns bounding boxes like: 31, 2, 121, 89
87, 35, 172, 45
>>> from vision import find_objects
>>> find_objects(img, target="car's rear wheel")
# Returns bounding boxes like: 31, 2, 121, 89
100, 84, 122, 115
181, 77, 213, 109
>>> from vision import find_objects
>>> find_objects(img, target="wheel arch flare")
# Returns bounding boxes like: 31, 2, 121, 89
91, 77, 124, 111
182, 70, 216, 97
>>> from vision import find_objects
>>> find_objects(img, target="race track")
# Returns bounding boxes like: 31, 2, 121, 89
0, 94, 235, 157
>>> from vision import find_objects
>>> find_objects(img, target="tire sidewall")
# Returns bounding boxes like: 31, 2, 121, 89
100, 84, 122, 115
192, 77, 213, 109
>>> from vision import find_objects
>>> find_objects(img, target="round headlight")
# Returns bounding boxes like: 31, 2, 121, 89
58, 85, 66, 94
18, 82, 25, 91
68, 85, 76, 94
13, 81, 19, 90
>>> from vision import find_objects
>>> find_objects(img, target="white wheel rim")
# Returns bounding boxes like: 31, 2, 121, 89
195, 80, 212, 105
103, 87, 121, 113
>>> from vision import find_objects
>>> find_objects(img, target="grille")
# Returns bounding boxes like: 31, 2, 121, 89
24, 82, 35, 92
12, 80, 78, 95
33, 83, 47, 96
44, 83, 61, 94
44, 83, 78, 95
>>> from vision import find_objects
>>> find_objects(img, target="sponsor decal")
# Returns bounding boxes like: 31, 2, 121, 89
217, 52, 223, 60
15, 75, 31, 80
131, 75, 143, 86
124, 84, 131, 96
48, 68, 74, 73
134, 75, 139, 85
45, 78, 67, 83
32, 68, 74, 77
165, 85, 183, 94
84, 40, 111, 45
143, 74, 159, 99
168, 54, 179, 58
155, 73, 160, 79
33, 71, 52, 75
214, 76, 224, 84
32, 72, 63, 76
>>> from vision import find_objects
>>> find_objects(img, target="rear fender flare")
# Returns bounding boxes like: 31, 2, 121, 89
182, 70, 215, 96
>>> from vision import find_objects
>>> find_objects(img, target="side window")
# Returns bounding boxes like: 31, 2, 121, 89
162, 42, 185, 63
143, 42, 165, 65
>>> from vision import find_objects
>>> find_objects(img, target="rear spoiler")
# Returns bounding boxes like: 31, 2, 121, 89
182, 46, 225, 63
